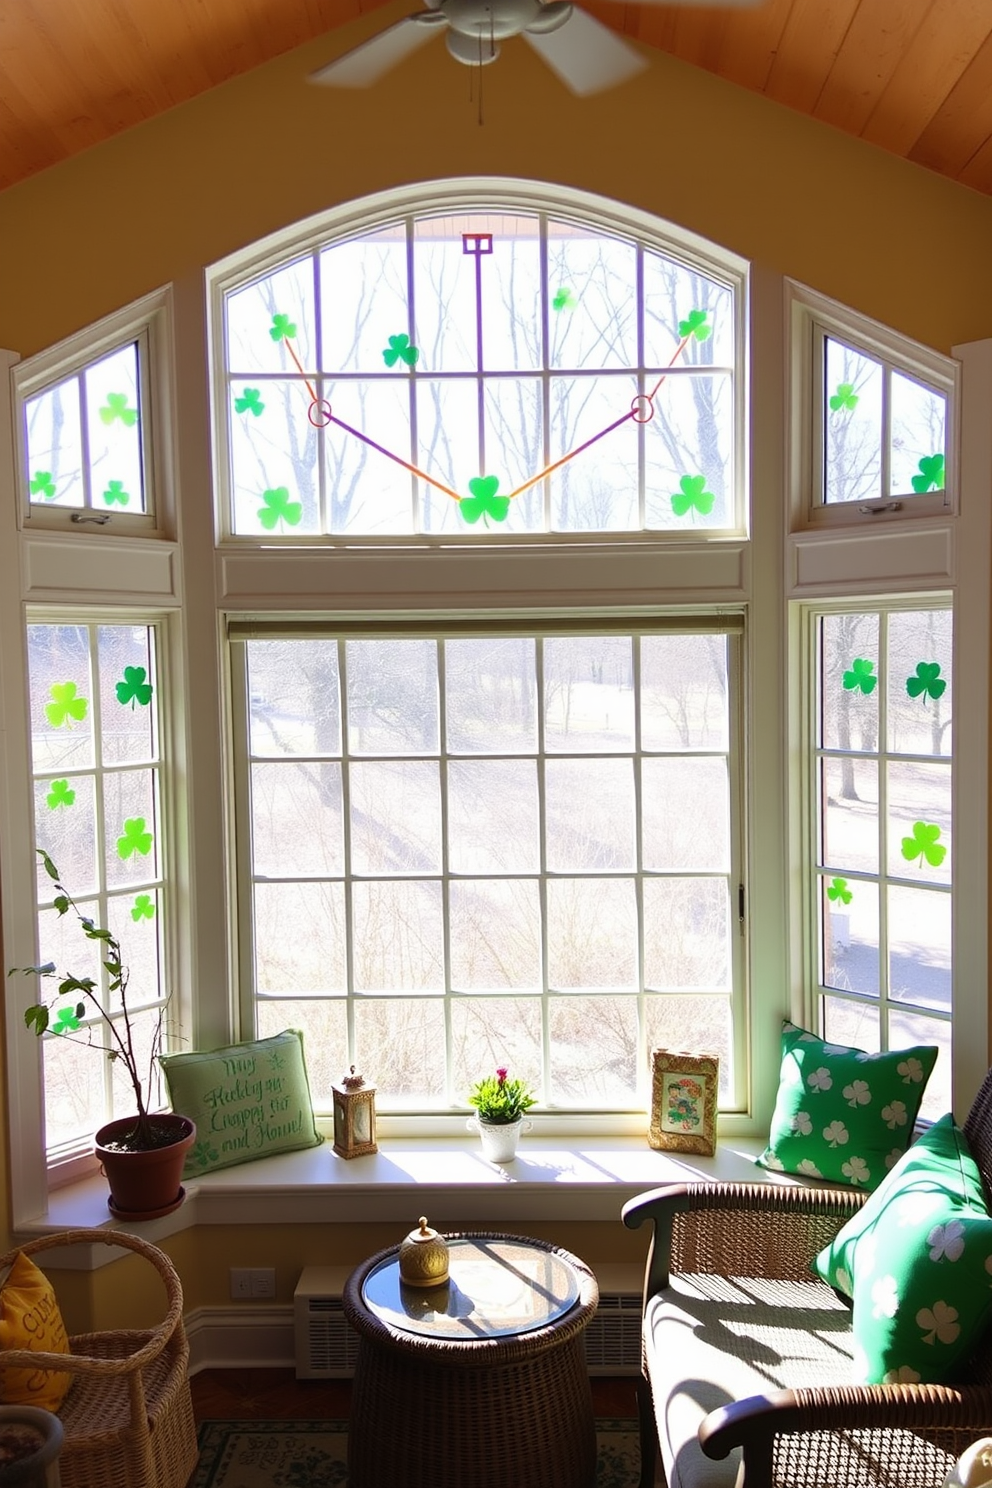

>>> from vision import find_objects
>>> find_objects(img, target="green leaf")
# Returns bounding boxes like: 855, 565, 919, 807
102, 479, 130, 506
906, 661, 946, 703
46, 779, 75, 810
115, 665, 153, 708
269, 313, 297, 342
258, 486, 303, 531
826, 876, 853, 906
98, 392, 137, 427
671, 473, 715, 518
24, 1005, 49, 1036
901, 820, 946, 869
117, 816, 153, 860
842, 658, 877, 695
678, 309, 711, 341
234, 387, 265, 416
460, 475, 510, 526
829, 383, 859, 412
45, 681, 88, 728
131, 893, 156, 922
29, 470, 57, 500
382, 333, 419, 368
552, 288, 577, 312
911, 452, 945, 493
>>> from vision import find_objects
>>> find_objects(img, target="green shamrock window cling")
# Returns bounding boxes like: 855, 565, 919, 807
45, 682, 88, 728
46, 779, 75, 810
460, 475, 509, 526
29, 471, 57, 500
258, 487, 302, 531
901, 821, 946, 870
382, 334, 419, 368
99, 392, 137, 427
102, 480, 130, 506
671, 474, 715, 519
829, 383, 859, 412
911, 453, 945, 492
234, 387, 265, 416
842, 658, 877, 695
906, 661, 946, 704
50, 1004, 82, 1035
678, 309, 711, 342
269, 313, 297, 342
131, 894, 156, 922
115, 666, 153, 708
117, 817, 153, 860
826, 877, 853, 906
552, 288, 577, 312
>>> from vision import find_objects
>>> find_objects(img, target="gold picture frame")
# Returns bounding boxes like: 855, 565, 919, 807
648, 1050, 719, 1156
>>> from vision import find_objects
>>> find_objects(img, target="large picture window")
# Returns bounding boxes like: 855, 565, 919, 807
232, 621, 744, 1113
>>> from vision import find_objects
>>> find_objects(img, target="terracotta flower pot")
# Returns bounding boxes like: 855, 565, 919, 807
94, 1113, 196, 1220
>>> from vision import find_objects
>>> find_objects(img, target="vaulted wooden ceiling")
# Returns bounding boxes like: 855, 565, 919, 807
3, 0, 992, 196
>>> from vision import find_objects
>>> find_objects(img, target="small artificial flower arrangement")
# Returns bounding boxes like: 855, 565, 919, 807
467, 1066, 536, 1126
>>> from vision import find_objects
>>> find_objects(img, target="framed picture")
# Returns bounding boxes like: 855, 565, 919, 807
648, 1050, 719, 1156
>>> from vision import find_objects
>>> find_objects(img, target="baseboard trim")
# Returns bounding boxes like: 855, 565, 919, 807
186, 1304, 296, 1375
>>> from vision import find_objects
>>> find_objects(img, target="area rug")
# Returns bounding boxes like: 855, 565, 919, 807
192, 1417, 641, 1487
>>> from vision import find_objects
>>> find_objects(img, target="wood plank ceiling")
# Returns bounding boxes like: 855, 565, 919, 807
2, 0, 992, 196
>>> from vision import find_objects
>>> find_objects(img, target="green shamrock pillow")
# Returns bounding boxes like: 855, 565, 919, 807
161, 1029, 323, 1176
756, 1021, 937, 1189
813, 1113, 992, 1383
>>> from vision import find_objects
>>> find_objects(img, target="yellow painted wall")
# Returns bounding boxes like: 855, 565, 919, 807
2, 12, 991, 1322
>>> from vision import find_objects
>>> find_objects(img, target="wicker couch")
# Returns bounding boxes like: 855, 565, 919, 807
0, 1227, 198, 1488
622, 1068, 992, 1488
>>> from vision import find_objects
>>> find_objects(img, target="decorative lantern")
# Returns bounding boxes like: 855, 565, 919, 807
332, 1065, 377, 1159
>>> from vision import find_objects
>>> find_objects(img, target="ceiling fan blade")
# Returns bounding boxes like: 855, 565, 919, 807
524, 9, 646, 94
309, 17, 442, 89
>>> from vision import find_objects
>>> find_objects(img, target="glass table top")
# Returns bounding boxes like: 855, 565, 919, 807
362, 1236, 581, 1340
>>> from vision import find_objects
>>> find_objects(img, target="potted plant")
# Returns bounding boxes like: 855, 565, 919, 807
8, 850, 194, 1219
466, 1066, 536, 1162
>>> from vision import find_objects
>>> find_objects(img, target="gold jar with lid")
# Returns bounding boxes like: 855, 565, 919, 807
398, 1216, 449, 1287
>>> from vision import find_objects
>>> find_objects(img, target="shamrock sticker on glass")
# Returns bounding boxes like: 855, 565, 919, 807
99, 392, 137, 427
552, 288, 577, 312
911, 453, 945, 493
826, 877, 852, 906
116, 666, 153, 709
843, 658, 877, 695
269, 313, 297, 342
382, 334, 419, 368
50, 1004, 83, 1035
829, 383, 859, 413
901, 821, 946, 870
46, 779, 75, 810
45, 682, 88, 728
258, 487, 302, 531
678, 309, 711, 342
671, 474, 714, 519
131, 894, 156, 922
460, 475, 510, 526
906, 662, 946, 704
234, 387, 265, 417
103, 480, 130, 506
117, 817, 153, 860
29, 471, 57, 501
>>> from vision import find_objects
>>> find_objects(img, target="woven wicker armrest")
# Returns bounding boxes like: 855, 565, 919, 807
0, 1227, 185, 1378
622, 1182, 866, 1293
699, 1382, 992, 1463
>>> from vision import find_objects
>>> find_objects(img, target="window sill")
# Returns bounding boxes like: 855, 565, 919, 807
18, 1134, 813, 1264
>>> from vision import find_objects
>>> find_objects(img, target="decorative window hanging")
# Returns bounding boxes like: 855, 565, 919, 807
222, 211, 739, 538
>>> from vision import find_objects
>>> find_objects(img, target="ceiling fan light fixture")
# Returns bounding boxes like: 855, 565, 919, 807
446, 28, 501, 64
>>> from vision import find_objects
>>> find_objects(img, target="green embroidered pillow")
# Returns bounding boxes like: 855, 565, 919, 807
757, 1021, 937, 1189
161, 1029, 323, 1176
813, 1113, 992, 1383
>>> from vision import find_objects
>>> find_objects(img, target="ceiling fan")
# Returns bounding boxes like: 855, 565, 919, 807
310, 0, 760, 99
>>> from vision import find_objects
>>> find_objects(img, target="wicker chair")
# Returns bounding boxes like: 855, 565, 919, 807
622, 1068, 992, 1488
0, 1227, 198, 1488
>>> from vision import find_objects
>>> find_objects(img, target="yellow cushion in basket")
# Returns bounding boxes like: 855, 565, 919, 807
0, 1252, 71, 1411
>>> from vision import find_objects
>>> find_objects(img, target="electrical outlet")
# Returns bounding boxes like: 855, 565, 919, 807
250, 1267, 276, 1298
230, 1267, 253, 1299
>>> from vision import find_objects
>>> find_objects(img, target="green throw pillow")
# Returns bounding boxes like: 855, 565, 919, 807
161, 1029, 323, 1176
812, 1113, 992, 1384
756, 1021, 937, 1189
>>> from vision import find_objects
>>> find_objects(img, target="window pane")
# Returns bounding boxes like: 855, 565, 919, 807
24, 379, 84, 508
230, 379, 320, 536
320, 228, 409, 375
549, 375, 638, 532
889, 885, 951, 1013
248, 640, 341, 759
546, 758, 635, 872
449, 881, 541, 991
257, 997, 348, 1107
446, 637, 537, 754
891, 371, 945, 498
821, 875, 879, 997
641, 635, 728, 752
820, 612, 880, 752
548, 995, 638, 1104
451, 998, 542, 1094
643, 878, 730, 991
644, 374, 733, 531
255, 882, 347, 996
547, 878, 637, 990
85, 345, 145, 514
352, 880, 444, 992
820, 758, 878, 875
824, 337, 882, 505
887, 609, 952, 757
347, 639, 438, 755
644, 994, 733, 1102
251, 761, 344, 877
448, 761, 539, 874
642, 757, 730, 872
544, 636, 633, 753
547, 223, 636, 370
226, 256, 316, 374
354, 999, 446, 1099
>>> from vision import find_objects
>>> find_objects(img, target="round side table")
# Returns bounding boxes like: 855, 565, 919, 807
343, 1231, 600, 1488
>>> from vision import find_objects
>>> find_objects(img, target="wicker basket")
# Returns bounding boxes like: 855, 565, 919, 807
0, 1228, 198, 1488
